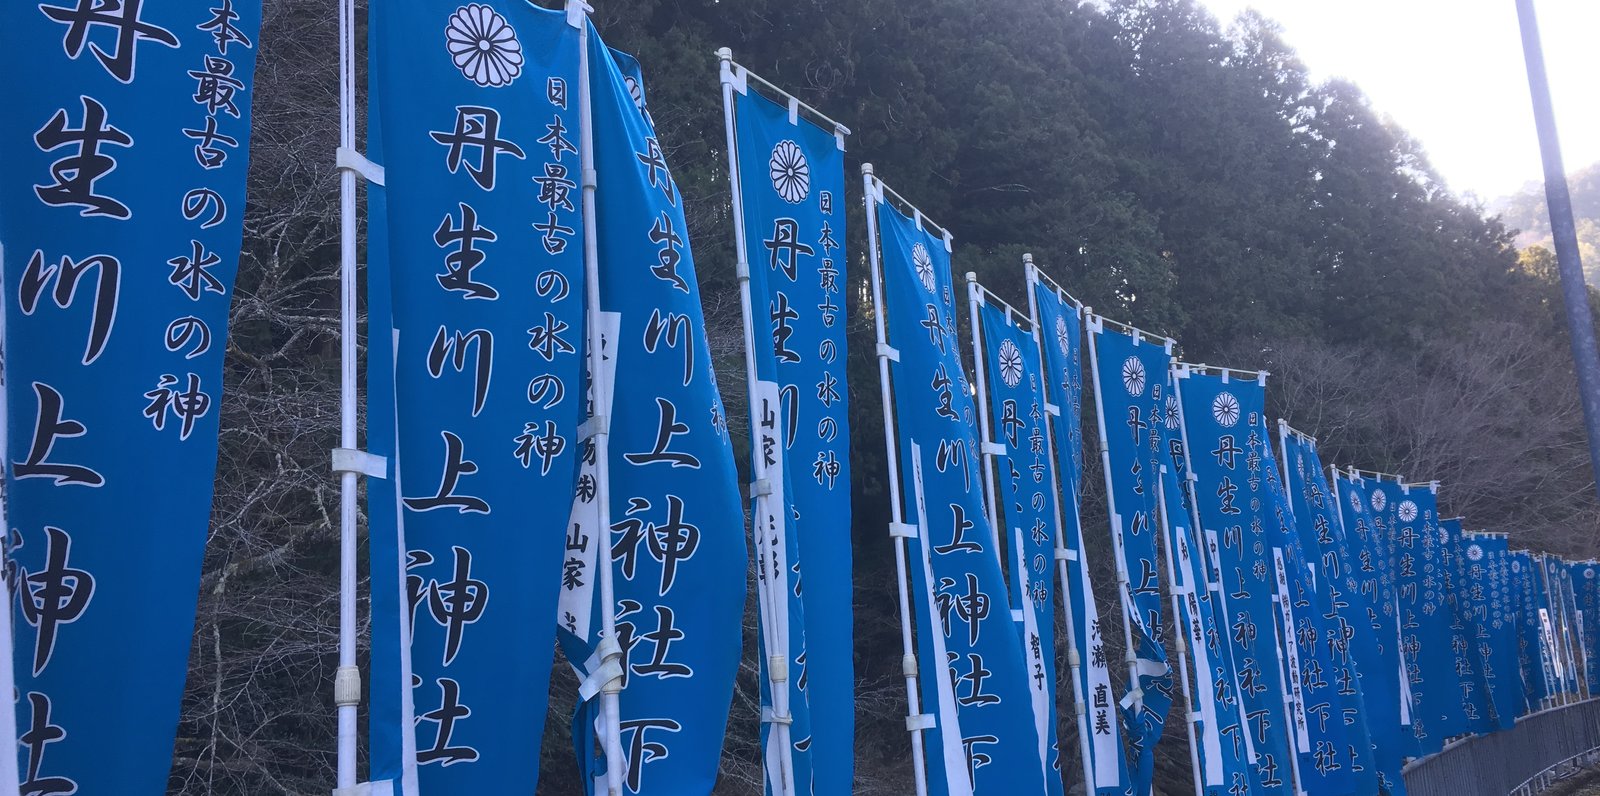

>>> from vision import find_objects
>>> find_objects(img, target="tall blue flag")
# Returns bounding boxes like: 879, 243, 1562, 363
0, 1, 259, 792
557, 27, 749, 795
1570, 560, 1600, 696
1170, 369, 1293, 796
1464, 533, 1524, 729
1029, 270, 1134, 796
1157, 390, 1256, 796
872, 193, 1044, 795
726, 67, 851, 794
1278, 430, 1382, 793
1439, 518, 1495, 733
1547, 557, 1581, 696
1269, 427, 1376, 796
366, 3, 585, 790
1332, 470, 1416, 793
1370, 480, 1460, 752
1511, 550, 1552, 710
1084, 318, 1173, 796
976, 297, 1063, 795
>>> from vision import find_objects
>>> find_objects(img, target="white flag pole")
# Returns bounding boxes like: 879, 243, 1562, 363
333, 0, 362, 783
964, 274, 1004, 556
1083, 314, 1159, 745
862, 163, 931, 796
0, 248, 20, 796
1270, 426, 1309, 796
1023, 255, 1096, 796
1152, 455, 1207, 795
573, 4, 627, 792
716, 48, 797, 796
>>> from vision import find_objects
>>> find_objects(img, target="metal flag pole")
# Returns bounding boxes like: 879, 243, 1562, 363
573, 5, 627, 791
1153, 461, 1208, 796
0, 253, 19, 796
862, 163, 931, 796
333, 0, 362, 783
965, 273, 1006, 555
1023, 255, 1096, 796
716, 47, 796, 796
1082, 313, 1160, 765
1514, 0, 1600, 507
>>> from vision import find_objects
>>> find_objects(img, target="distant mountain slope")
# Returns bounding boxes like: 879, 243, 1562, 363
1491, 161, 1600, 281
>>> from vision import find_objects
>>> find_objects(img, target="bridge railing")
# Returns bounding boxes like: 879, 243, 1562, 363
1403, 699, 1600, 796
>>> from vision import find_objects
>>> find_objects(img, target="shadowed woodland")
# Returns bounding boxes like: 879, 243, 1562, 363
172, 0, 1600, 793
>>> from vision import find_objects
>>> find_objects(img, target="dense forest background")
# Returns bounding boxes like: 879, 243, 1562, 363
170, 0, 1600, 793
1494, 161, 1600, 283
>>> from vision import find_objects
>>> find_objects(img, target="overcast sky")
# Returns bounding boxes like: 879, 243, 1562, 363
1194, 0, 1598, 202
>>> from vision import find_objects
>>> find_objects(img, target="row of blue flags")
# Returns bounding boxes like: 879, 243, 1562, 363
1, 1, 1593, 793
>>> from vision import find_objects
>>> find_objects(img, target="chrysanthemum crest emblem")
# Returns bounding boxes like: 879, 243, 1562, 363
997, 339, 1024, 388
912, 243, 935, 293
1164, 395, 1181, 429
1054, 317, 1072, 356
1211, 391, 1240, 428
447, 4, 524, 88
1370, 489, 1387, 512
770, 140, 810, 204
1398, 500, 1418, 523
1121, 356, 1146, 397
1467, 544, 1484, 562
1349, 490, 1362, 514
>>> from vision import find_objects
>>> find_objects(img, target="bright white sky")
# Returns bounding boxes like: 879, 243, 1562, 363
1196, 0, 1599, 203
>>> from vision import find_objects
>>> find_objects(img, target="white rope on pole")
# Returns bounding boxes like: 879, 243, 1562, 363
715, 47, 797, 796
862, 163, 931, 796
1023, 254, 1097, 796
334, 0, 360, 784
1082, 314, 1152, 738
572, 5, 627, 792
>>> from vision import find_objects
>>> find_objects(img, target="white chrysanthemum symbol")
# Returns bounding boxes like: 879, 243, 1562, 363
912, 243, 935, 293
997, 339, 1025, 388
1370, 490, 1387, 512
1512, 560, 1522, 574
770, 140, 810, 204
1349, 490, 1362, 514
1468, 544, 1484, 562
1586, 567, 1596, 580
1211, 391, 1241, 428
1055, 317, 1072, 356
1121, 356, 1146, 397
1164, 395, 1181, 429
1398, 500, 1418, 523
446, 4, 524, 88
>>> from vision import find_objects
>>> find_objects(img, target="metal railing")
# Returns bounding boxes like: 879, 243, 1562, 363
1403, 699, 1600, 796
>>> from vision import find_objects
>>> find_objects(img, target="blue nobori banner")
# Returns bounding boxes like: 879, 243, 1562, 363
1369, 480, 1459, 753
1157, 387, 1254, 796
1439, 518, 1495, 734
1511, 550, 1552, 710
367, 2, 585, 791
1171, 369, 1293, 796
975, 295, 1063, 795
872, 191, 1043, 795
1029, 273, 1133, 796
0, 1, 259, 792
1276, 429, 1379, 795
1332, 470, 1415, 791
1263, 425, 1371, 796
1464, 533, 1523, 729
725, 64, 852, 795
1084, 318, 1173, 796
560, 27, 749, 795
1570, 560, 1600, 698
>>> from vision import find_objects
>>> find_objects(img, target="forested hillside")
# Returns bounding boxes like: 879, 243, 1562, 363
1493, 161, 1600, 283
174, 0, 1600, 793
